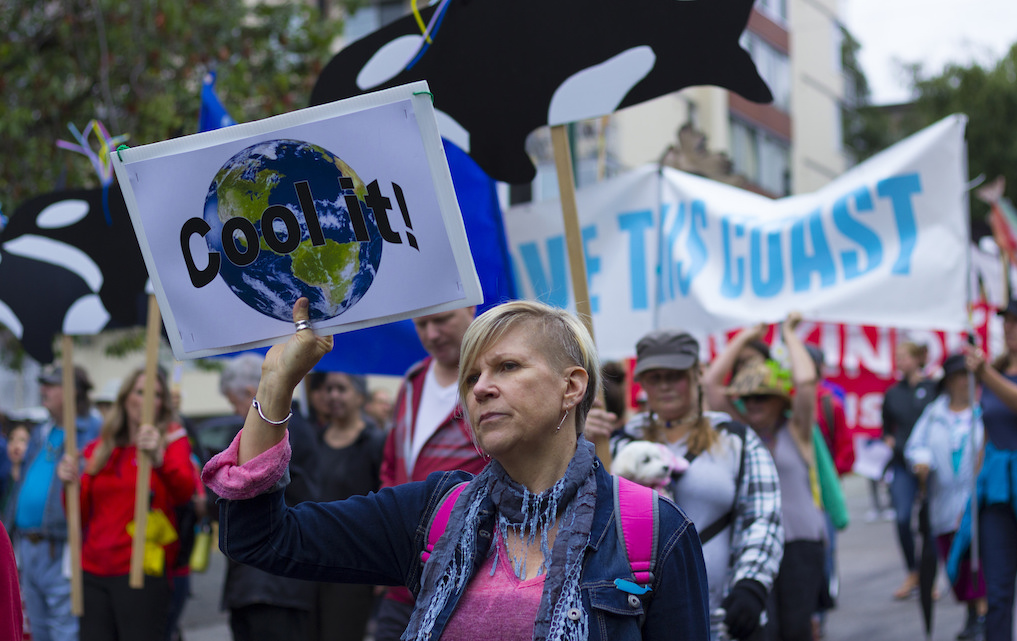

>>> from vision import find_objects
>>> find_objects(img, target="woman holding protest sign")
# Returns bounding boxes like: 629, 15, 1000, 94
59, 367, 196, 641
704, 313, 826, 641
612, 328, 783, 641
203, 297, 710, 641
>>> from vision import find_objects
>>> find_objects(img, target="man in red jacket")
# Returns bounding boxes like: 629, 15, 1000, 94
374, 306, 488, 641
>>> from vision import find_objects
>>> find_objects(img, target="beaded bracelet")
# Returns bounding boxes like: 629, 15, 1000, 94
252, 398, 292, 426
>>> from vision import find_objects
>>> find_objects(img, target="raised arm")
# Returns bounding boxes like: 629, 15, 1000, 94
966, 344, 1017, 414
783, 312, 818, 456
703, 323, 767, 421
238, 298, 333, 465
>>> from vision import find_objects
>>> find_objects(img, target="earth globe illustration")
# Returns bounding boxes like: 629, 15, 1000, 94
203, 139, 383, 322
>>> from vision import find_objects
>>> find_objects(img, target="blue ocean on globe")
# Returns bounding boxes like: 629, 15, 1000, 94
203, 139, 383, 322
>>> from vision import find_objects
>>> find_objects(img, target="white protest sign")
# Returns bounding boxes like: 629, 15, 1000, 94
506, 115, 969, 360
113, 82, 481, 359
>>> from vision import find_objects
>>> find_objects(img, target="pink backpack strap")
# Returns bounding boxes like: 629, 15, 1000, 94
420, 481, 469, 564
614, 475, 659, 587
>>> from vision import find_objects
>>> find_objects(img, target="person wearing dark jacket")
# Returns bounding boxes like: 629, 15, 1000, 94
881, 340, 938, 600
204, 298, 710, 641
217, 354, 320, 641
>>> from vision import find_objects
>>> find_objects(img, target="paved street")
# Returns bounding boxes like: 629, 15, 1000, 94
181, 475, 1011, 641
825, 475, 966, 641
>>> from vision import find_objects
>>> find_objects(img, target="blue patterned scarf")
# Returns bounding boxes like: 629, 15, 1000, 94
403, 437, 598, 641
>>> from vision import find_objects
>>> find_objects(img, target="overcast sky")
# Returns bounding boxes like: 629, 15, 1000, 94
839, 0, 1017, 104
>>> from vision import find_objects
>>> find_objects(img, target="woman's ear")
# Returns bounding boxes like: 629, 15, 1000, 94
563, 366, 589, 408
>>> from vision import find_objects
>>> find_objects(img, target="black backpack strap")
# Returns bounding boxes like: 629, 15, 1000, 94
697, 422, 747, 545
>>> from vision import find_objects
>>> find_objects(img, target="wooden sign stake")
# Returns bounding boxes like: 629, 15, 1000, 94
60, 336, 84, 615
551, 124, 612, 468
130, 294, 162, 588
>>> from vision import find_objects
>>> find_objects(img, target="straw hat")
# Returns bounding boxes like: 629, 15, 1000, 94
725, 360, 792, 400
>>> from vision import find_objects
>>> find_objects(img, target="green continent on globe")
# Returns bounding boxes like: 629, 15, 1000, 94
290, 238, 362, 307
217, 168, 281, 224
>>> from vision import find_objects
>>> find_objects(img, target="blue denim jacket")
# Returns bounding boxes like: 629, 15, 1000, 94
220, 462, 710, 641
4, 415, 101, 540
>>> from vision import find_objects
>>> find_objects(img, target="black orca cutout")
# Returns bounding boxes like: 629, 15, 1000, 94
0, 186, 152, 362
0, 249, 93, 364
3, 187, 150, 332
311, 0, 772, 185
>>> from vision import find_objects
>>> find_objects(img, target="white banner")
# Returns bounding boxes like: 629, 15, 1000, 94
506, 115, 969, 360
113, 82, 481, 360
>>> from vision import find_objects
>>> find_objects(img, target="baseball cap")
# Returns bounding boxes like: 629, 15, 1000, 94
633, 330, 700, 378
37, 365, 93, 394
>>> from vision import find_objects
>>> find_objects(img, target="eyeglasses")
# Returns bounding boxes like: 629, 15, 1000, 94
740, 394, 776, 404
639, 370, 690, 387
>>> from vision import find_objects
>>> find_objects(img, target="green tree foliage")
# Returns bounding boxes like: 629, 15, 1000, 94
907, 45, 1017, 220
0, 0, 347, 213
0, 0, 356, 366
841, 28, 894, 164
843, 40, 1017, 222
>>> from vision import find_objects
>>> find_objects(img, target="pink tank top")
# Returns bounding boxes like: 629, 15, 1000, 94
441, 540, 546, 641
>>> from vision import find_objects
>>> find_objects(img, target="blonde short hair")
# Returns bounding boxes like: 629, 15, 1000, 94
458, 300, 600, 435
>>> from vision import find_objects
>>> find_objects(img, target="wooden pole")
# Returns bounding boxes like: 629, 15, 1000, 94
130, 294, 162, 588
550, 124, 612, 468
60, 336, 84, 615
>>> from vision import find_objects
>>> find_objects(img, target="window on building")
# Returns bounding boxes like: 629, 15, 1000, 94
730, 117, 791, 196
755, 0, 787, 23
730, 119, 759, 184
831, 24, 844, 74
758, 133, 791, 195
741, 32, 791, 112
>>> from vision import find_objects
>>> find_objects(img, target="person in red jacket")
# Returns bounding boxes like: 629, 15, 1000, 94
806, 345, 855, 477
59, 367, 195, 641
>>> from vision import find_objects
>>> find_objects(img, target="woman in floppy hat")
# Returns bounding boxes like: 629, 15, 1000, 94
613, 327, 783, 641
704, 312, 825, 641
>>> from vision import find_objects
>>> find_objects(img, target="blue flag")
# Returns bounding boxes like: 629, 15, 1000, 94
199, 71, 236, 133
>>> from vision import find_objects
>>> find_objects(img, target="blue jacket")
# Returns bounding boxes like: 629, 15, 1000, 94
4, 415, 101, 540
947, 441, 1017, 584
220, 461, 710, 641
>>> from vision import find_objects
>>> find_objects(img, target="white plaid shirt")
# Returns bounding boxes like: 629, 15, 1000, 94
612, 412, 784, 594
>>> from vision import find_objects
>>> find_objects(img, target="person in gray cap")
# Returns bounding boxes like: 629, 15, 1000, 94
4, 364, 101, 641
612, 328, 783, 641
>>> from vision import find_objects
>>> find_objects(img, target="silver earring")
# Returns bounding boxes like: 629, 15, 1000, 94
557, 407, 570, 432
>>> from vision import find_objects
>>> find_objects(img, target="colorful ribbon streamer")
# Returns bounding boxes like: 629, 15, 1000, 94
56, 120, 129, 225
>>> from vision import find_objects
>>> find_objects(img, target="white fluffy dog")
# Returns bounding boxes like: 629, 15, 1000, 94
611, 441, 688, 499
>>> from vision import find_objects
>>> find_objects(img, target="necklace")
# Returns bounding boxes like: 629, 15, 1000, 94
662, 415, 697, 429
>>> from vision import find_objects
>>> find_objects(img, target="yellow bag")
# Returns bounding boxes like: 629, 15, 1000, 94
189, 518, 213, 573
126, 510, 179, 577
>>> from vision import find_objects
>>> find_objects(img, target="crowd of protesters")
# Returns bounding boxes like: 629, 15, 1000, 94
0, 298, 1015, 641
